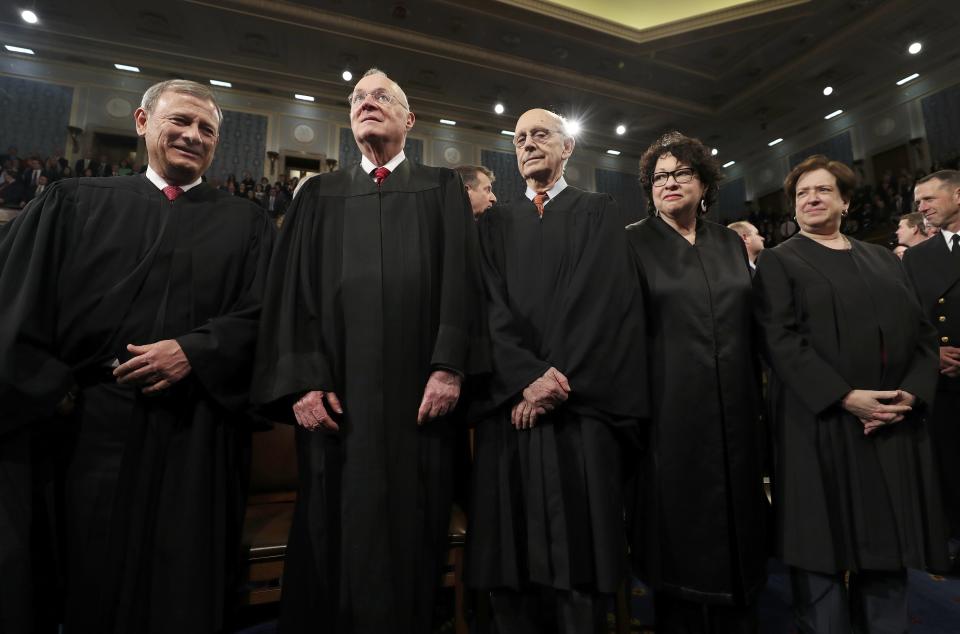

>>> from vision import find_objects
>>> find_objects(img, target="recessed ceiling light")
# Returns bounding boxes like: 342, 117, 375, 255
294, 94, 315, 102
615, 124, 626, 135
711, 148, 719, 156
494, 103, 505, 115
20, 10, 38, 24
768, 138, 783, 147
896, 73, 919, 86
439, 119, 456, 126
565, 120, 582, 135
722, 160, 736, 168
606, 149, 621, 156
114, 63, 140, 72
824, 109, 843, 120
500, 130, 514, 136
342, 70, 353, 82
908, 42, 922, 55
4, 45, 35, 55
209, 79, 232, 88
823, 85, 834, 96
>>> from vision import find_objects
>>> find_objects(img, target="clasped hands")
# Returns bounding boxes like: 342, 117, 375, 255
940, 346, 960, 379
511, 367, 571, 430
114, 340, 191, 394
293, 369, 462, 432
841, 388, 915, 436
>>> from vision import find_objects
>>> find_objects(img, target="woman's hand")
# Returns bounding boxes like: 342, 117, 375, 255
842, 389, 914, 435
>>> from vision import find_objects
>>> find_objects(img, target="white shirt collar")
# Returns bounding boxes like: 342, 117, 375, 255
941, 228, 959, 251
525, 176, 568, 206
360, 150, 406, 180
145, 166, 202, 193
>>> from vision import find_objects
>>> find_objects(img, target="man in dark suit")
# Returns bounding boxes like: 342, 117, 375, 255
260, 184, 289, 218
904, 169, 960, 564
74, 155, 98, 176
0, 170, 26, 207
727, 219, 765, 274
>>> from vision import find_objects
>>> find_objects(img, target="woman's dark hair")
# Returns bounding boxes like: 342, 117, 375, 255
639, 131, 722, 215
783, 154, 856, 203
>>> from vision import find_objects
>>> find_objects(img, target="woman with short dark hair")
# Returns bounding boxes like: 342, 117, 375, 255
627, 131, 768, 632
754, 154, 949, 633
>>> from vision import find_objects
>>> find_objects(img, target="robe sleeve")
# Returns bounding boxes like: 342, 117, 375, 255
753, 248, 851, 415
477, 209, 551, 408
0, 183, 77, 432
250, 177, 338, 420
176, 208, 275, 414
429, 170, 489, 376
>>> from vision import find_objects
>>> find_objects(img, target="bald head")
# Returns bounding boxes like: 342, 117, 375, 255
513, 108, 575, 190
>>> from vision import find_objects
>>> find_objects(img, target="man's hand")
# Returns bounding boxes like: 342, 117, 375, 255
940, 346, 960, 378
417, 370, 462, 424
521, 367, 571, 411
511, 399, 547, 429
114, 340, 192, 394
293, 390, 343, 431
843, 389, 913, 436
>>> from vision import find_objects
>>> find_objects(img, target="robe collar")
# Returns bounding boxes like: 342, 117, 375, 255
524, 176, 567, 208
360, 150, 406, 181
145, 166, 202, 193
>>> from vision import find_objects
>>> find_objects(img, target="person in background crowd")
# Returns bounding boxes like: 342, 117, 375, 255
903, 169, 960, 571
454, 164, 497, 219
251, 67, 485, 634
755, 155, 948, 634
626, 131, 767, 634
893, 244, 908, 259
896, 211, 929, 248
0, 78, 275, 634
467, 109, 647, 634
0, 170, 26, 208
727, 219, 766, 273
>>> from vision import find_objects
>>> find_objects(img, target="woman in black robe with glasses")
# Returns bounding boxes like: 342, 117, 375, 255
753, 155, 948, 633
626, 132, 768, 633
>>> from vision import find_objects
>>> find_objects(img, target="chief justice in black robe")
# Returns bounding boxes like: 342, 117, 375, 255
0, 81, 274, 633
251, 69, 485, 633
755, 156, 948, 633
465, 108, 648, 634
626, 133, 767, 633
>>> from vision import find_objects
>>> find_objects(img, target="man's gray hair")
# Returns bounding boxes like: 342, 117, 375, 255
141, 79, 223, 123
917, 169, 960, 191
454, 165, 495, 189
726, 220, 757, 237
358, 68, 410, 111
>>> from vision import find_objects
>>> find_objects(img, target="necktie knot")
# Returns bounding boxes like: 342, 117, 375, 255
374, 166, 391, 186
533, 191, 549, 217
162, 185, 183, 201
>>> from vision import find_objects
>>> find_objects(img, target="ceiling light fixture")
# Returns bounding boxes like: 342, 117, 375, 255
711, 148, 718, 156
494, 103, 505, 115
824, 109, 843, 120
565, 120, 582, 135
823, 86, 834, 96
4, 45, 35, 55
908, 42, 922, 55
615, 124, 626, 135
722, 160, 736, 168
500, 130, 514, 136
439, 119, 456, 126
342, 70, 353, 82
768, 138, 784, 147
896, 73, 919, 86
210, 79, 232, 88
294, 93, 315, 102
606, 149, 621, 156
20, 10, 38, 24
114, 63, 140, 72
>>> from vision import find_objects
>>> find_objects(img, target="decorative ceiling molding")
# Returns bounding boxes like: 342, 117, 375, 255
491, 0, 809, 44
186, 0, 712, 116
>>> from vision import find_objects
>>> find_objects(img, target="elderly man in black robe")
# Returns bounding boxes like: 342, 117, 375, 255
251, 68, 484, 633
0, 79, 274, 634
465, 108, 648, 634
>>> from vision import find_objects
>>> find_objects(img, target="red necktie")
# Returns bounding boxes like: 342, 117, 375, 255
162, 185, 183, 201
533, 191, 549, 217
374, 166, 391, 186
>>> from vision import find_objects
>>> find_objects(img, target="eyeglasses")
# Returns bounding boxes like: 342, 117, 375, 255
346, 89, 409, 110
512, 128, 563, 149
652, 167, 696, 187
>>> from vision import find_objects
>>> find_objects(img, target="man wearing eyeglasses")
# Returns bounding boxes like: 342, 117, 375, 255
252, 68, 485, 633
466, 108, 648, 634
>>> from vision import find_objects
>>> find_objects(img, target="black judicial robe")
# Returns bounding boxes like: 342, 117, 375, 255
902, 235, 960, 535
0, 175, 274, 634
754, 235, 949, 574
465, 188, 648, 594
251, 160, 485, 633
626, 216, 767, 604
